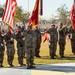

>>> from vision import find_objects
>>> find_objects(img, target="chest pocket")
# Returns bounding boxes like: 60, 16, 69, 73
26, 34, 33, 47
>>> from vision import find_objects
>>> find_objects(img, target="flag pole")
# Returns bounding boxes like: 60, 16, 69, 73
40, 0, 43, 15
28, 0, 29, 12
74, 0, 75, 13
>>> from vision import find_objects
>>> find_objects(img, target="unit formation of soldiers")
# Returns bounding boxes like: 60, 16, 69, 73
0, 23, 75, 69
0, 25, 41, 69
46, 23, 75, 59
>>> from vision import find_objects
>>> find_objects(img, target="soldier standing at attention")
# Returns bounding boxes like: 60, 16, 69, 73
24, 26, 36, 69
5, 26, 15, 67
58, 23, 67, 58
46, 24, 58, 59
15, 26, 25, 66
68, 26, 75, 55
33, 26, 41, 58
0, 26, 5, 67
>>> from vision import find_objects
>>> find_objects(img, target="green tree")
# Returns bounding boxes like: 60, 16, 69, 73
56, 4, 70, 25
50, 14, 56, 24
0, 5, 4, 17
15, 6, 24, 22
15, 6, 30, 25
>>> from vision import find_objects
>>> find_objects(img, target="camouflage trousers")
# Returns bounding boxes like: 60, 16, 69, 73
0, 47, 5, 64
6, 44, 15, 65
17, 47, 25, 65
71, 39, 75, 54
35, 44, 41, 56
26, 47, 35, 66
49, 42, 57, 58
59, 42, 65, 57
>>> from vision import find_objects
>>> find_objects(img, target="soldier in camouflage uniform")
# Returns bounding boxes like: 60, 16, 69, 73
0, 26, 5, 67
33, 26, 41, 58
15, 26, 25, 66
58, 23, 67, 58
5, 26, 15, 67
24, 26, 36, 69
68, 26, 75, 55
46, 24, 58, 59
21, 26, 26, 58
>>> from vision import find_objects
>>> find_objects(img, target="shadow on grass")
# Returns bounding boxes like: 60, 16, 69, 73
41, 56, 75, 60
34, 64, 75, 73
0, 56, 75, 74
57, 56, 75, 60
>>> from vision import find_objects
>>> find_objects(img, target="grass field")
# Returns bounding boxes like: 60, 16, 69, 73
3, 36, 75, 67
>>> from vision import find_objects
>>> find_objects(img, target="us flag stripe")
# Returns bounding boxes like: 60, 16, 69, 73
2, 0, 17, 29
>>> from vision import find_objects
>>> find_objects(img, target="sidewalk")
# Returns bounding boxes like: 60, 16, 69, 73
0, 63, 75, 75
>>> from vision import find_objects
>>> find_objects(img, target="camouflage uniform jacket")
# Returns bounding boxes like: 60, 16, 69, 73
34, 29, 41, 44
47, 28, 58, 43
68, 27, 75, 40
58, 27, 67, 41
0, 33, 5, 50
15, 31, 25, 48
24, 31, 36, 49
5, 33, 14, 47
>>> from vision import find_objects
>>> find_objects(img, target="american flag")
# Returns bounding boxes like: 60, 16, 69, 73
2, 0, 17, 29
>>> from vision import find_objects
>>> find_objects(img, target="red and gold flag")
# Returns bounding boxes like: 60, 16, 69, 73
28, 0, 39, 27
70, 0, 75, 29
2, 0, 17, 29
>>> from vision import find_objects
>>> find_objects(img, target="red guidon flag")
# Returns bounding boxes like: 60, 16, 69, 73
2, 0, 17, 29
43, 32, 49, 43
70, 1, 75, 29
28, 0, 39, 28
